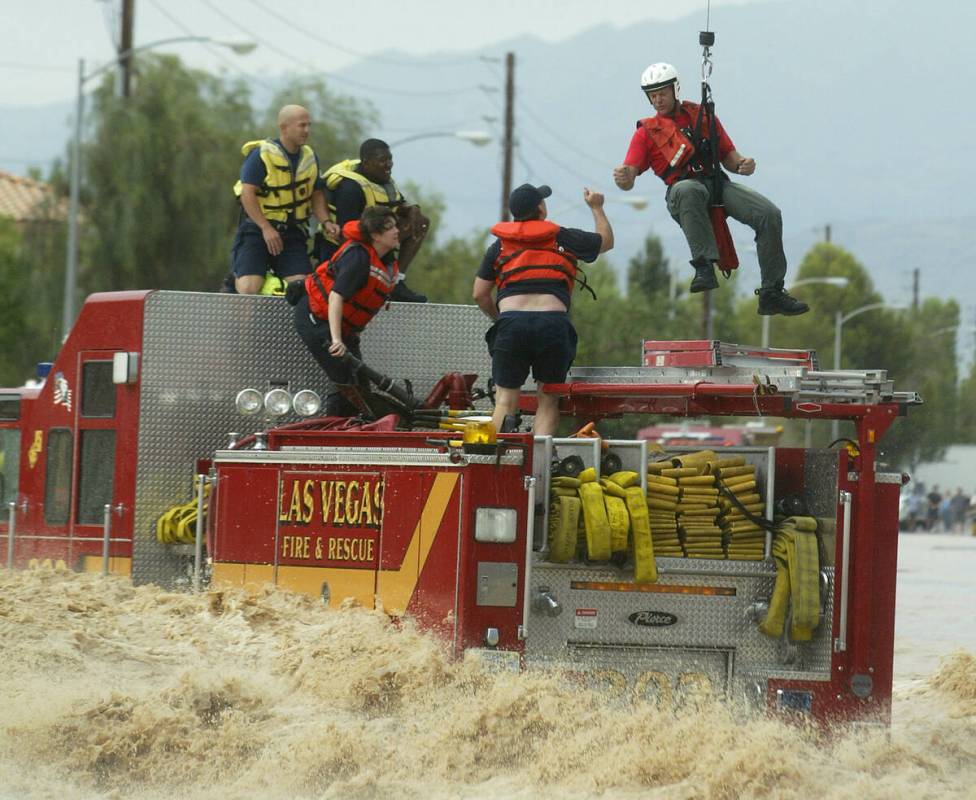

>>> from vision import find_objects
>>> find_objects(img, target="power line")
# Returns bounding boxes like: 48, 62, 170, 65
517, 126, 604, 187
197, 0, 484, 98
483, 59, 616, 172
240, 0, 485, 68
516, 98, 617, 172
146, 0, 278, 91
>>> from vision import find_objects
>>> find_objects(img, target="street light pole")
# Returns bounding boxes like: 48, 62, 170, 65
831, 301, 901, 440
388, 130, 492, 148
61, 37, 255, 340
62, 57, 86, 341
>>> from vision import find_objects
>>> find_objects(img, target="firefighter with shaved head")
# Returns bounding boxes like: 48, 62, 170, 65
230, 104, 338, 295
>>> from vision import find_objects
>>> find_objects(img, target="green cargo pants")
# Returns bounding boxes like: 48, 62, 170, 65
665, 176, 787, 289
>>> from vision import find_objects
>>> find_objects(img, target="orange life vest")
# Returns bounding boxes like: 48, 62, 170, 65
638, 100, 713, 185
488, 220, 577, 292
306, 220, 398, 338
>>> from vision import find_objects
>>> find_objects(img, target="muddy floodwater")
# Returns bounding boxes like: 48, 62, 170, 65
1, 534, 974, 799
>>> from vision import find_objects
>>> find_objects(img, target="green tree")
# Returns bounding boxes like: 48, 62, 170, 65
397, 183, 488, 305
0, 206, 66, 384
571, 259, 634, 366
627, 233, 671, 305
0, 220, 32, 385
887, 297, 960, 468
80, 55, 252, 293
956, 359, 976, 443
78, 59, 375, 297
721, 242, 955, 465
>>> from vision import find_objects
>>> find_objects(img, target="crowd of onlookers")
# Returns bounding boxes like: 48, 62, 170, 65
900, 484, 975, 532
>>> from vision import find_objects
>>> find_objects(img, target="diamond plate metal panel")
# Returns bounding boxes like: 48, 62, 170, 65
525, 560, 834, 706
132, 292, 492, 587
804, 449, 840, 517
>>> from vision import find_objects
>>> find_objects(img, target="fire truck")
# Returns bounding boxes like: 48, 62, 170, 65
0, 291, 919, 725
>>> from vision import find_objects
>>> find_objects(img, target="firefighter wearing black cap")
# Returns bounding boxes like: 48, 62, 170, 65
472, 183, 613, 435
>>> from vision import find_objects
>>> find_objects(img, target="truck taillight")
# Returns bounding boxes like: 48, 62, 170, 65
474, 507, 517, 543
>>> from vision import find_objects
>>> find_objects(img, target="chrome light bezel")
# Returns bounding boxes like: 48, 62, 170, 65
264, 388, 292, 417
235, 388, 263, 416
292, 389, 322, 417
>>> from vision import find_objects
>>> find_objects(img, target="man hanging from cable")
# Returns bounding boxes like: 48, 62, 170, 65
612, 51, 809, 317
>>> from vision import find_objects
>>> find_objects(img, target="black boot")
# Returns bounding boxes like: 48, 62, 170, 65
756, 283, 810, 316
390, 280, 428, 303
689, 258, 719, 293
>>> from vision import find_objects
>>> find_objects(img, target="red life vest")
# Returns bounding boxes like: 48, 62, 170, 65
638, 100, 713, 185
488, 220, 577, 292
305, 220, 398, 338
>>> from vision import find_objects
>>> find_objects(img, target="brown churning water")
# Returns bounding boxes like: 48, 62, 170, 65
1, 569, 974, 800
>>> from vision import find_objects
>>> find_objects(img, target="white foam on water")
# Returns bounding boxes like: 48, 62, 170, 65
1, 568, 974, 800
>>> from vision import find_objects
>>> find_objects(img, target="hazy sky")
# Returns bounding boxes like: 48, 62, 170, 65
3, 0, 760, 107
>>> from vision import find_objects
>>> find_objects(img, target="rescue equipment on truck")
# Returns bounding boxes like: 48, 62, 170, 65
760, 516, 822, 642
156, 475, 211, 545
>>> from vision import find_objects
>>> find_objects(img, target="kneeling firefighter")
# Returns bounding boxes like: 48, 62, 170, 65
289, 205, 400, 416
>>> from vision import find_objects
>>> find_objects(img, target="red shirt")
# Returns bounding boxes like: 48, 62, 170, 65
624, 105, 735, 180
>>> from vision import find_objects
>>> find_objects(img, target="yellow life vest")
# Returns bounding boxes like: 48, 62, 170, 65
233, 139, 318, 224
259, 271, 287, 296
321, 159, 403, 244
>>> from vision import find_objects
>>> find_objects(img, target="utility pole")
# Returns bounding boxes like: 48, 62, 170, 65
500, 52, 515, 222
824, 223, 831, 243
702, 291, 713, 339
119, 0, 135, 98
912, 268, 920, 311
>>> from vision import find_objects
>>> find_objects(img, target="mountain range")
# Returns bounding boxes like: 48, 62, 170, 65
2, 0, 974, 339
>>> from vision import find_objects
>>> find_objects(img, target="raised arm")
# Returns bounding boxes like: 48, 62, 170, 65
584, 189, 614, 253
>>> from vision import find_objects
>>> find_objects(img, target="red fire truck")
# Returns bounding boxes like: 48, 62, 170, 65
0, 291, 919, 725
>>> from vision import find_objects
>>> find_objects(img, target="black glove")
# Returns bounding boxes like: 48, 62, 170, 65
285, 279, 307, 306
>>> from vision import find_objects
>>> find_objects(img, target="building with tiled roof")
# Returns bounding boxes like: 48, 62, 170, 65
0, 171, 65, 223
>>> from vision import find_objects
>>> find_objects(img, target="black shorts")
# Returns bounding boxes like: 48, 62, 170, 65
486, 311, 577, 388
232, 220, 311, 279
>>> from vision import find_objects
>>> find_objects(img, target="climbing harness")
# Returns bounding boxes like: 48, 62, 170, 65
694, 26, 739, 275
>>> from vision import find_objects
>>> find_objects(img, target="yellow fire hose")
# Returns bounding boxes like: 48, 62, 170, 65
156, 477, 211, 544
759, 516, 821, 641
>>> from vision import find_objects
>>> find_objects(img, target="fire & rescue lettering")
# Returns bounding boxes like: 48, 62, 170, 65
328, 537, 375, 562
278, 477, 384, 527
279, 534, 375, 564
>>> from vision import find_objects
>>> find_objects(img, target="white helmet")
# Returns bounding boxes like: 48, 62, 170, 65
640, 62, 680, 96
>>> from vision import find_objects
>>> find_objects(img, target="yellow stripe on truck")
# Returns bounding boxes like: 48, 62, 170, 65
79, 556, 132, 576
275, 565, 377, 606
376, 472, 459, 615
